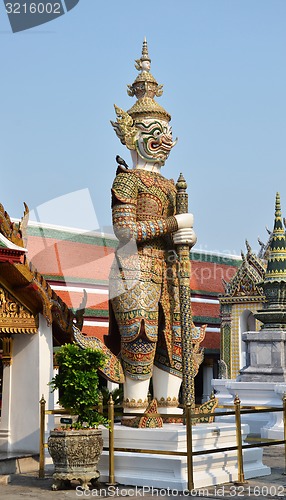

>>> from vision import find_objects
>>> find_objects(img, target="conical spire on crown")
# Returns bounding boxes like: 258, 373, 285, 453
264, 192, 286, 283
126, 38, 171, 122
134, 38, 151, 69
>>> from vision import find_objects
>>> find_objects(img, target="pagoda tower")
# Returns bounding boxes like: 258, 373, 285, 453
239, 193, 286, 382
255, 192, 286, 328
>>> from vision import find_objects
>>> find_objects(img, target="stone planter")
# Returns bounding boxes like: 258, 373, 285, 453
48, 428, 103, 490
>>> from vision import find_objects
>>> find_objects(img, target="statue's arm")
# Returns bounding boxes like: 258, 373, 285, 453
112, 201, 178, 243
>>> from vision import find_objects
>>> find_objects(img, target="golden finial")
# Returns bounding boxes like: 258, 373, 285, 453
176, 173, 187, 192
135, 37, 151, 72
275, 192, 282, 218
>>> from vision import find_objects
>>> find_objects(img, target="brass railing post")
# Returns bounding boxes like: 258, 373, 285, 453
39, 395, 46, 479
234, 394, 245, 484
98, 391, 103, 415
186, 404, 194, 491
108, 394, 115, 485
283, 393, 286, 475
147, 390, 152, 403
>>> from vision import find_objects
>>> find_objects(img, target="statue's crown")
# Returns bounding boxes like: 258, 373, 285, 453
111, 39, 172, 149
126, 38, 171, 122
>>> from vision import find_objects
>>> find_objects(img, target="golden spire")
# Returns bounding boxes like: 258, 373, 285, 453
134, 37, 151, 70
126, 39, 170, 122
254, 192, 286, 330
264, 192, 286, 282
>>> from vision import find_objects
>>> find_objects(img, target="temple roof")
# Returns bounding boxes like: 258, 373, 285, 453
220, 192, 286, 304
220, 240, 266, 304
0, 232, 27, 252
0, 203, 81, 344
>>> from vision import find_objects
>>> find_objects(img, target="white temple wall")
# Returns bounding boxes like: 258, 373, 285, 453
239, 310, 256, 369
0, 363, 12, 451
1, 314, 54, 453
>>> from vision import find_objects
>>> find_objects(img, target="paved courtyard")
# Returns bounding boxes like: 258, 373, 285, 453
0, 446, 285, 500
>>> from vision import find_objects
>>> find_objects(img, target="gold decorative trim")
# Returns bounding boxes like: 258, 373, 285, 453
193, 396, 219, 424
1, 337, 13, 366
156, 396, 179, 407
123, 398, 148, 409
128, 97, 170, 122
220, 296, 266, 304
0, 287, 38, 334
0, 202, 28, 248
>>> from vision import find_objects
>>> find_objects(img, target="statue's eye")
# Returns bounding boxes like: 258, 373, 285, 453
153, 129, 161, 138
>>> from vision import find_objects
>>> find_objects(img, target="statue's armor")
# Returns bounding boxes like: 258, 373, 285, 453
109, 167, 182, 381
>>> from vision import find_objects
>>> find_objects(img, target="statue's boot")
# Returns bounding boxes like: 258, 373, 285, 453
121, 398, 163, 428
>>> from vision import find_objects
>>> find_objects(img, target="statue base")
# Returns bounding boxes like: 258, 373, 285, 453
100, 422, 270, 490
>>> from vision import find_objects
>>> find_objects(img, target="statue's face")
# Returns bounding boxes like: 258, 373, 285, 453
134, 118, 176, 164
141, 60, 151, 72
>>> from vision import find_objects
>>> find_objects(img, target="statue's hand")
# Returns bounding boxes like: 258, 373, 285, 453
173, 227, 197, 247
173, 213, 196, 246
174, 213, 194, 229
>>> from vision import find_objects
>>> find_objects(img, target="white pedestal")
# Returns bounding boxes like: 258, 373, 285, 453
99, 422, 270, 490
261, 383, 286, 440
212, 379, 233, 406
212, 380, 283, 435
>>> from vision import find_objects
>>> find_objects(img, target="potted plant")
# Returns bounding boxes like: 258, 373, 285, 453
47, 343, 108, 491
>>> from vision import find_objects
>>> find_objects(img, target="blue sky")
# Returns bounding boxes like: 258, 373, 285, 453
1, 0, 286, 256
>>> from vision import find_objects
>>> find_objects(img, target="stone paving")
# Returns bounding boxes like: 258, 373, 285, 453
0, 446, 285, 499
